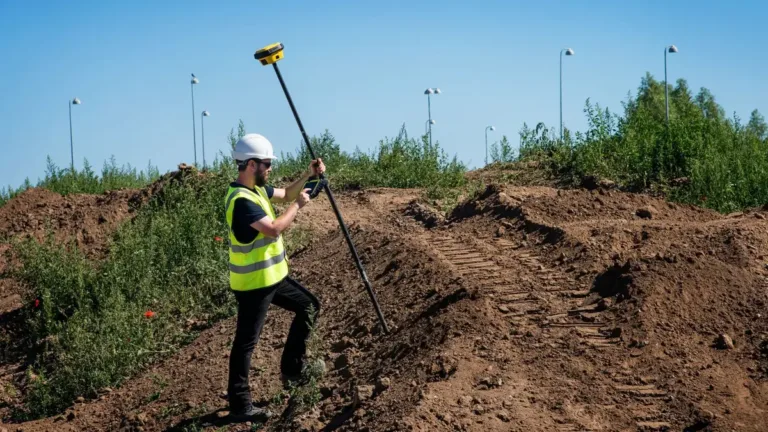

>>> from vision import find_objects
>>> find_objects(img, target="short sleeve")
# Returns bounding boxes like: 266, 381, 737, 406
265, 185, 275, 198
233, 198, 268, 225
231, 198, 269, 244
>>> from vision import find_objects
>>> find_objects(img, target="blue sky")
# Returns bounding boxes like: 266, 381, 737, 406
1, 0, 766, 188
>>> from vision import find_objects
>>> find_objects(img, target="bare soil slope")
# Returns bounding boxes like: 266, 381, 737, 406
1, 181, 767, 432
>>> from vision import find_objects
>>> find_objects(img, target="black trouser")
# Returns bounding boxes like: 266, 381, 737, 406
227, 276, 320, 412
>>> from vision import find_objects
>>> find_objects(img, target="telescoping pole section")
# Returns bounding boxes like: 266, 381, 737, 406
255, 43, 390, 335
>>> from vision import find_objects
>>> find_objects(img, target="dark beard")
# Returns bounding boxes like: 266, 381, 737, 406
254, 172, 267, 187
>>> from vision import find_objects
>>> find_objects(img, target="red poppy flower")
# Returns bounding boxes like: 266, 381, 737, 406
214, 236, 223, 242
144, 310, 155, 319
34, 299, 40, 308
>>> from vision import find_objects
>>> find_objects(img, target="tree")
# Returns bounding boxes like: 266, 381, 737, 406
228, 120, 247, 152
747, 109, 767, 140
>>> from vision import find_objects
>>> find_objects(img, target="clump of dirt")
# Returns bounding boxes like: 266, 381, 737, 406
403, 200, 444, 228
589, 260, 633, 300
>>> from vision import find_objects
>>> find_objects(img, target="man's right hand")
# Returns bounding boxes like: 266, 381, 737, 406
296, 188, 311, 208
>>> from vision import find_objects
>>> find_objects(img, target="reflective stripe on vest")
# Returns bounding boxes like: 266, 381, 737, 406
229, 249, 287, 274
225, 185, 289, 291
229, 235, 280, 253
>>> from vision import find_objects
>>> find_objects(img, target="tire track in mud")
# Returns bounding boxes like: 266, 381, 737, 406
423, 229, 675, 431
431, 235, 619, 351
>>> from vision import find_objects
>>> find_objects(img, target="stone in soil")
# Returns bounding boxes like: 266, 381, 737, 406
497, 409, 512, 422
375, 376, 391, 392
715, 333, 735, 350
458, 395, 473, 406
636, 206, 656, 219
353, 385, 375, 407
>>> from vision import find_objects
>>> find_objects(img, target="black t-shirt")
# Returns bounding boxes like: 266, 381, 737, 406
230, 182, 275, 244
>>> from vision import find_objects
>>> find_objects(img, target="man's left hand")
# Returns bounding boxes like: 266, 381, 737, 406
309, 158, 326, 177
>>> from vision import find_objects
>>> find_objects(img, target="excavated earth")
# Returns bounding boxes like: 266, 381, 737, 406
0, 176, 767, 431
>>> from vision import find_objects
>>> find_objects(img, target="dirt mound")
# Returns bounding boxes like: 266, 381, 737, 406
5, 182, 768, 431
446, 184, 768, 431
0, 187, 139, 257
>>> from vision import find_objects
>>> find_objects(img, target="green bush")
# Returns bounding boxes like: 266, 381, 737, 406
272, 125, 467, 190
516, 73, 768, 213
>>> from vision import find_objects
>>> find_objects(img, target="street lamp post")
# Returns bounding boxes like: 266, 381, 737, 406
191, 73, 199, 165
425, 119, 435, 136
560, 48, 574, 140
485, 125, 495, 166
201, 110, 210, 168
424, 88, 441, 146
665, 45, 678, 125
69, 97, 81, 171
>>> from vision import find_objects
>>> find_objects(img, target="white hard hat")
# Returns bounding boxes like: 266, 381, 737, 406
232, 133, 278, 162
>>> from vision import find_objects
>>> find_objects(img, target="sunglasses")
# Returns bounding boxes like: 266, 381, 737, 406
250, 159, 272, 168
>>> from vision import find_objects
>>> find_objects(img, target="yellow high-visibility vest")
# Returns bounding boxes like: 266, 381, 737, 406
225, 185, 289, 290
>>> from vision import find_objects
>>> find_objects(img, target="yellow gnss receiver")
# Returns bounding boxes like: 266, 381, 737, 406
253, 42, 284, 65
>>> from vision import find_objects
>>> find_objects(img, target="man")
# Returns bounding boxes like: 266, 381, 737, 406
225, 133, 325, 421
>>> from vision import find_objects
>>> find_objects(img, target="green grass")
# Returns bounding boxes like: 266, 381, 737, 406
11, 161, 234, 418
0, 156, 160, 207
7, 124, 467, 419
506, 73, 768, 213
